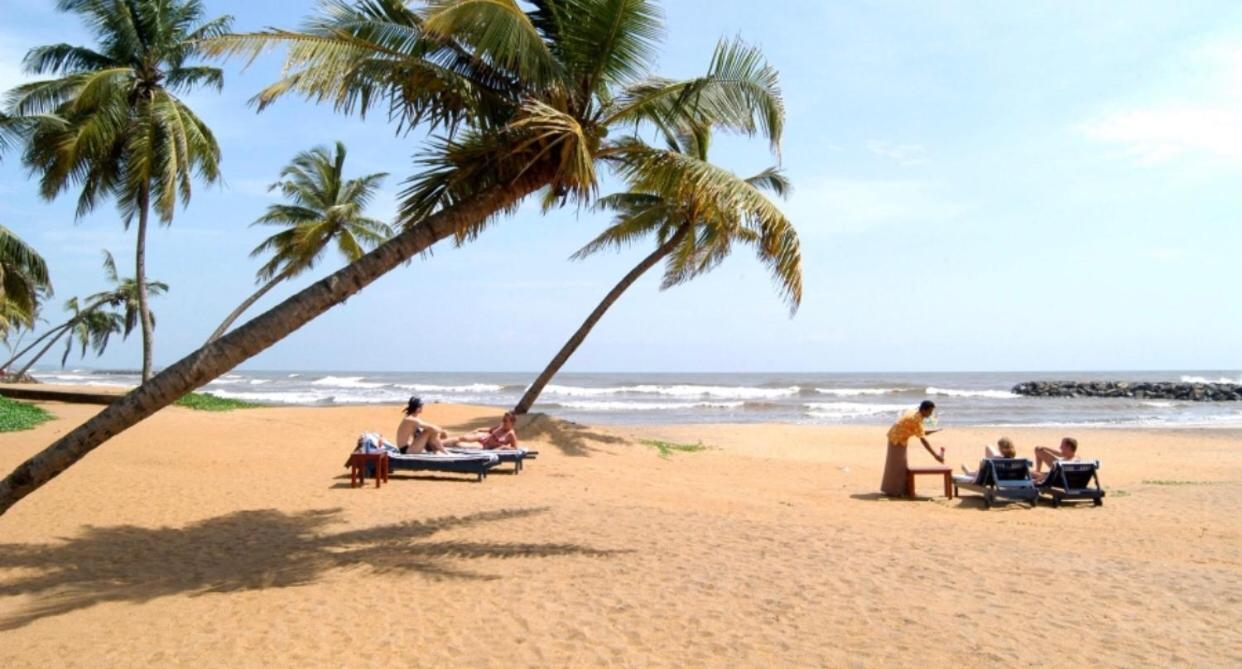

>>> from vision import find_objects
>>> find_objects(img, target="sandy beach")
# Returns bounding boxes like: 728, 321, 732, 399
1, 397, 1240, 668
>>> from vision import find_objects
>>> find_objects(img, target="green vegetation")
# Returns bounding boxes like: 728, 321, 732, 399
207, 141, 392, 342
3, 253, 167, 378
0, 397, 52, 432
174, 393, 261, 412
0, 223, 51, 336
641, 439, 709, 458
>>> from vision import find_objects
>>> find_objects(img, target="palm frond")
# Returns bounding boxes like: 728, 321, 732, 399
21, 43, 116, 75
603, 38, 784, 153
421, 0, 562, 88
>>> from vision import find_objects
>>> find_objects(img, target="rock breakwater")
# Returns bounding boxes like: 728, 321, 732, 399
1013, 381, 1242, 402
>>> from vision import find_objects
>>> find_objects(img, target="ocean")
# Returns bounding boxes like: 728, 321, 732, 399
29, 368, 1242, 428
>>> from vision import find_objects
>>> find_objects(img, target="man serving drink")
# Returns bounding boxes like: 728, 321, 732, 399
881, 400, 945, 497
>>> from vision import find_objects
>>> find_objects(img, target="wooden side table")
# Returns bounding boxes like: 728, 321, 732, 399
907, 466, 953, 499
349, 452, 389, 488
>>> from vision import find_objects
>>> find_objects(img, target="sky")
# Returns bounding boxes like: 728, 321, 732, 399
1, 0, 1241, 374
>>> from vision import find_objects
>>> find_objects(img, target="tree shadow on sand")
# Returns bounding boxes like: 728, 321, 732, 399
515, 413, 628, 457
0, 506, 627, 630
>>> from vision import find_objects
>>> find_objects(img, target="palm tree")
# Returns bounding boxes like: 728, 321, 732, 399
0, 114, 54, 346
0, 225, 52, 339
0, 0, 784, 515
514, 130, 800, 414
56, 297, 126, 369
8, 252, 167, 378
5, 0, 232, 382
208, 142, 391, 342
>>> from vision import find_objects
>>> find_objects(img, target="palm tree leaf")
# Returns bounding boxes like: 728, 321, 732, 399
603, 38, 784, 152
164, 66, 225, 92
557, 0, 664, 93
745, 166, 790, 198
421, 0, 562, 87
21, 43, 116, 75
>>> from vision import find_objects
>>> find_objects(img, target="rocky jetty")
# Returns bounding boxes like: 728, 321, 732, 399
1012, 381, 1242, 402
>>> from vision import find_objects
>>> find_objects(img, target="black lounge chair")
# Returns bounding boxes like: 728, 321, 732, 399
447, 446, 538, 473
1037, 460, 1105, 507
953, 458, 1038, 508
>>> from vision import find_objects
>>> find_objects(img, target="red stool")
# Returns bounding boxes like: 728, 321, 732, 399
349, 452, 389, 488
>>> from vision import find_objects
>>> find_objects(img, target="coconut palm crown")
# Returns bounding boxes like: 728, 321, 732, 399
0, 225, 52, 338
513, 127, 800, 413
207, 141, 392, 341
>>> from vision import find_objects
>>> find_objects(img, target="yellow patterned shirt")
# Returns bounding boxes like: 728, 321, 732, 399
887, 410, 926, 445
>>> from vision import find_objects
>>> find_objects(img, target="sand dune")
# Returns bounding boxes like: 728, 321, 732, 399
1, 401, 1239, 667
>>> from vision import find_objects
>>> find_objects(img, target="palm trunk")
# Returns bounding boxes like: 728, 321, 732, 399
206, 268, 295, 344
2, 322, 72, 371
513, 223, 691, 415
136, 191, 154, 382
13, 324, 75, 379
0, 173, 549, 516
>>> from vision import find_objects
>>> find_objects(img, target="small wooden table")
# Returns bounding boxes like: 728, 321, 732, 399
907, 466, 953, 499
349, 452, 389, 488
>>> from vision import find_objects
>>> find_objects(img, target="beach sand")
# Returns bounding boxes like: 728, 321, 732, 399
1, 398, 1239, 667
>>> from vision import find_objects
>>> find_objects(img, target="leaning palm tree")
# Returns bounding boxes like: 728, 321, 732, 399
0, 0, 784, 515
8, 252, 167, 378
0, 224, 52, 338
5, 0, 231, 382
514, 130, 800, 413
207, 141, 391, 342
56, 297, 126, 369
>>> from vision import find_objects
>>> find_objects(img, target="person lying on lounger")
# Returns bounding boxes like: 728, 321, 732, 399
396, 396, 448, 454
445, 412, 520, 450
960, 437, 1018, 479
1032, 437, 1078, 482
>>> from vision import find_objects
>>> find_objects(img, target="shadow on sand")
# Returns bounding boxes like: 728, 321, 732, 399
852, 492, 1041, 511
0, 506, 627, 631
516, 413, 628, 457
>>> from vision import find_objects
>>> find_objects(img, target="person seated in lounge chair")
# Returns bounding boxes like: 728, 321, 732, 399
396, 396, 448, 454
1033, 437, 1078, 482
960, 437, 1018, 479
446, 412, 520, 450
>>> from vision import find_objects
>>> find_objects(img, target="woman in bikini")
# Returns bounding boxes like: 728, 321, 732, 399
445, 412, 520, 450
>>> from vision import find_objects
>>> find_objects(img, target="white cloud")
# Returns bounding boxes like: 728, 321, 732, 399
865, 140, 929, 167
784, 177, 970, 236
1080, 41, 1242, 165
1081, 105, 1242, 165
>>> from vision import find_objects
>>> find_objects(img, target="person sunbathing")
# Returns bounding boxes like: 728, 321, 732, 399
395, 396, 448, 454
960, 437, 1018, 479
446, 412, 520, 450
1033, 437, 1078, 482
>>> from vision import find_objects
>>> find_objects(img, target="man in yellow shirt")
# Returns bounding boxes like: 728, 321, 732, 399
881, 400, 945, 496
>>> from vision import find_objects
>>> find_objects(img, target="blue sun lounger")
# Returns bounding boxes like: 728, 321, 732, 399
446, 447, 538, 473
384, 449, 500, 482
1037, 460, 1105, 507
952, 458, 1038, 508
